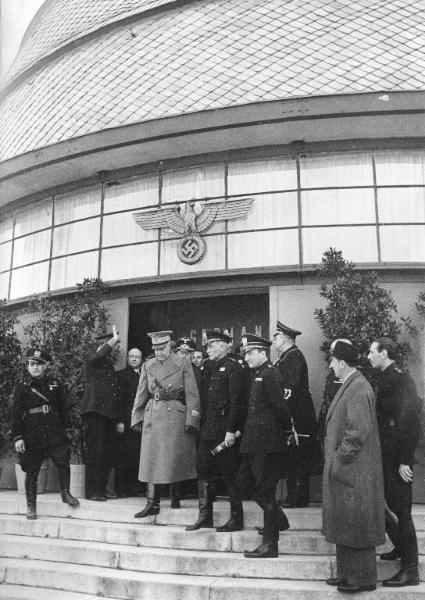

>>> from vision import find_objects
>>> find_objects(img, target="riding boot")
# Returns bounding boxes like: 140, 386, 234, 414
170, 482, 181, 509
216, 480, 244, 532
25, 473, 38, 520
58, 465, 80, 507
295, 474, 310, 507
186, 480, 213, 530
282, 473, 297, 508
134, 483, 160, 518
245, 502, 278, 558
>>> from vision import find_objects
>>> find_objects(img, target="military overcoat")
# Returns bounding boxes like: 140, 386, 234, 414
131, 353, 200, 484
322, 370, 385, 548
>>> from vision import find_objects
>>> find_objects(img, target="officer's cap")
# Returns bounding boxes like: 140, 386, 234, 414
205, 329, 232, 345
331, 340, 358, 362
27, 348, 52, 364
274, 321, 302, 338
176, 337, 196, 352
148, 330, 173, 348
240, 333, 272, 354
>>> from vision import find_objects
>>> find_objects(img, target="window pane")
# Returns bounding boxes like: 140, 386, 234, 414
10, 261, 49, 299
375, 151, 425, 185
228, 158, 297, 195
228, 229, 299, 269
302, 189, 375, 225
378, 188, 425, 223
13, 230, 51, 267
102, 212, 158, 246
101, 243, 158, 281
0, 242, 12, 271
0, 271, 9, 299
228, 193, 298, 231
55, 188, 101, 224
104, 176, 159, 213
53, 217, 100, 256
162, 164, 225, 202
303, 226, 378, 264
380, 225, 425, 262
0, 218, 13, 243
50, 251, 99, 290
15, 199, 52, 236
160, 235, 225, 274
300, 153, 373, 188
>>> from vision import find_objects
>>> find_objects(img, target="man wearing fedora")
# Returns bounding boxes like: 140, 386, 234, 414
12, 348, 79, 519
132, 331, 200, 517
237, 333, 292, 558
81, 327, 122, 501
273, 321, 318, 508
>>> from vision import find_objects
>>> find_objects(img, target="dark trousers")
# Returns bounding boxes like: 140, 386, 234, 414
336, 544, 377, 587
196, 438, 242, 481
286, 444, 310, 505
384, 461, 418, 569
21, 444, 71, 492
116, 467, 143, 496
83, 413, 115, 499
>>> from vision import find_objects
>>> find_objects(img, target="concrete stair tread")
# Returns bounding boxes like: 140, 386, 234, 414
0, 585, 123, 600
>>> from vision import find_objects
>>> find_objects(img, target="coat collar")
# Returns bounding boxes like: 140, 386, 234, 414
275, 345, 297, 365
148, 353, 182, 379
325, 369, 360, 424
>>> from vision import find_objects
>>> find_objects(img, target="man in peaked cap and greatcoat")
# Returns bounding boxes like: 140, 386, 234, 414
12, 348, 79, 520
131, 331, 200, 517
273, 321, 318, 508
237, 333, 292, 558
186, 329, 247, 532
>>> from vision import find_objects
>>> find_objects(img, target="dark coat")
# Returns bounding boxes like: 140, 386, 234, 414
240, 361, 292, 454
322, 370, 385, 548
81, 343, 119, 420
201, 355, 246, 443
376, 362, 421, 467
116, 365, 142, 470
12, 375, 70, 450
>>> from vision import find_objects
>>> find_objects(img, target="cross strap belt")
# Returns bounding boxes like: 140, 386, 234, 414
27, 405, 51, 415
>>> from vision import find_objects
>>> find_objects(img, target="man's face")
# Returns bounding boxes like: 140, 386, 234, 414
127, 349, 142, 369
27, 360, 48, 379
273, 332, 285, 352
177, 348, 190, 359
154, 342, 171, 362
368, 342, 385, 371
244, 348, 266, 369
330, 356, 344, 379
207, 340, 227, 362
192, 351, 204, 368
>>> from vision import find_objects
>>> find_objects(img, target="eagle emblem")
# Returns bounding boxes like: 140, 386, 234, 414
133, 197, 254, 264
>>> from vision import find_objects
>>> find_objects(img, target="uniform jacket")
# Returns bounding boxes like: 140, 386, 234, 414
81, 343, 119, 419
274, 345, 317, 437
240, 360, 292, 454
322, 370, 385, 548
131, 352, 200, 483
376, 362, 421, 467
12, 375, 70, 450
116, 365, 142, 470
201, 355, 246, 443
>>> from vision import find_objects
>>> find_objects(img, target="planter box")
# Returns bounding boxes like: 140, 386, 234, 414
70, 464, 85, 498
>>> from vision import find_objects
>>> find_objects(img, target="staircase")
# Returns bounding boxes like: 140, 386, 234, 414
0, 491, 425, 599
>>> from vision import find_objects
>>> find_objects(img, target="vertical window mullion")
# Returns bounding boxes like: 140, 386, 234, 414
296, 154, 303, 268
98, 184, 105, 279
372, 153, 382, 263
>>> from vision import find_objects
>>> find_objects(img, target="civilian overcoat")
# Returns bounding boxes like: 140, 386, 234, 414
131, 353, 200, 484
322, 370, 385, 548
81, 344, 119, 420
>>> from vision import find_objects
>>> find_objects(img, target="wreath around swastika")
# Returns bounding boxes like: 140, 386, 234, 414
177, 235, 206, 264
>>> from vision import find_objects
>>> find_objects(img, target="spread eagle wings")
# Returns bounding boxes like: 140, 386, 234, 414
133, 206, 185, 235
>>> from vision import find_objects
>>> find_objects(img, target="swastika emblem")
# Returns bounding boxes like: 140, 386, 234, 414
177, 235, 206, 264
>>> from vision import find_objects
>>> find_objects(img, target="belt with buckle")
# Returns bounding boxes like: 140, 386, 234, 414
28, 405, 51, 415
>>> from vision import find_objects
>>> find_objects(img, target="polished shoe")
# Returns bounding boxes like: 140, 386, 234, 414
186, 514, 213, 531
337, 582, 376, 593
87, 495, 107, 501
382, 568, 419, 587
380, 548, 401, 561
326, 577, 347, 586
61, 489, 80, 507
26, 504, 37, 520
244, 542, 278, 558
134, 504, 160, 518
216, 516, 244, 532
105, 491, 118, 499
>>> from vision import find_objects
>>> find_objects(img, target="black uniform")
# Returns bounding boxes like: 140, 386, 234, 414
12, 375, 72, 488
376, 362, 421, 572
237, 361, 292, 545
274, 345, 317, 506
81, 343, 119, 499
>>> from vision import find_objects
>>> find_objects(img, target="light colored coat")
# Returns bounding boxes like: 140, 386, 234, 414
131, 353, 200, 484
322, 370, 385, 548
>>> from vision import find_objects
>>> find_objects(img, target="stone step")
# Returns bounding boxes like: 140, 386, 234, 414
0, 585, 123, 600
2, 558, 425, 600
0, 534, 422, 581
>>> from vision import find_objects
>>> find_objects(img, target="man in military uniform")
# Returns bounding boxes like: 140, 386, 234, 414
81, 327, 122, 501
12, 349, 79, 520
186, 330, 246, 532
237, 333, 292, 558
368, 337, 421, 587
273, 321, 318, 508
132, 331, 200, 517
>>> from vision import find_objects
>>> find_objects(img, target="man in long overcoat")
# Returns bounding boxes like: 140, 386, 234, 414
322, 340, 385, 594
131, 331, 200, 517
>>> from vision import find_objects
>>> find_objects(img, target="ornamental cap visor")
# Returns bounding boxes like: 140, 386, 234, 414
274, 321, 302, 338
148, 330, 173, 347
176, 337, 196, 351
240, 333, 271, 354
27, 348, 51, 364
205, 329, 232, 345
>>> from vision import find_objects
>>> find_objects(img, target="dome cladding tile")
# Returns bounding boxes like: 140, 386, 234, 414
1, 0, 425, 161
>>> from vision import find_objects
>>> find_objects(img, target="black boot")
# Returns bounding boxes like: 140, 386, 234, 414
61, 489, 80, 507
245, 502, 278, 558
216, 480, 244, 532
257, 506, 289, 535
282, 473, 297, 508
295, 474, 310, 507
170, 482, 181, 509
25, 473, 38, 520
382, 567, 419, 587
134, 483, 160, 518
58, 466, 80, 507
186, 480, 213, 531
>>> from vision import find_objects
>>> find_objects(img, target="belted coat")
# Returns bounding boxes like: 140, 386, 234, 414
131, 353, 200, 484
322, 370, 385, 548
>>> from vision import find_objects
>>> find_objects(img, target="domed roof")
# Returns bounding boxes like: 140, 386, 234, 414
1, 0, 424, 162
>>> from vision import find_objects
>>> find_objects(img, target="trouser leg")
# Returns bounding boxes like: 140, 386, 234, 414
215, 478, 244, 532
338, 544, 377, 587
134, 483, 161, 518
83, 413, 107, 498
24, 449, 44, 520
170, 482, 181, 508
50, 444, 79, 507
